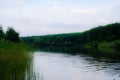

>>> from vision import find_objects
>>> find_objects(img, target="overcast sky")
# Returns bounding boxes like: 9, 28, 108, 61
0, 0, 120, 36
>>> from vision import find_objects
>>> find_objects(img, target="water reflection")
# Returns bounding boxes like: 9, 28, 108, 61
33, 52, 120, 80
33, 46, 120, 80
35, 46, 85, 54
36, 46, 120, 61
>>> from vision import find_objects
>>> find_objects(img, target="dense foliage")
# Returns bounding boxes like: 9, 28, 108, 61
22, 23, 120, 46
6, 27, 19, 42
0, 26, 5, 39
0, 26, 20, 42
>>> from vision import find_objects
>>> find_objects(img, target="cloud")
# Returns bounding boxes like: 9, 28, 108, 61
71, 9, 96, 15
18, 23, 87, 36
15, 0, 25, 5
98, 19, 108, 24
53, 6, 61, 10
51, 6, 97, 15
0, 0, 120, 36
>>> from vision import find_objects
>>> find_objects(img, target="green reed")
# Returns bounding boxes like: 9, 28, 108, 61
0, 40, 35, 80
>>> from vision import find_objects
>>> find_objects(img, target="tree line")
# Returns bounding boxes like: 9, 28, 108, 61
0, 25, 19, 42
22, 23, 120, 46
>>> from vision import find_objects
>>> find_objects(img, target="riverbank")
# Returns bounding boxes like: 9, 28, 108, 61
22, 23, 120, 57
0, 40, 33, 80
84, 40, 120, 54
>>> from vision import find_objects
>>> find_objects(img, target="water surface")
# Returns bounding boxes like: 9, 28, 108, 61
33, 50, 120, 80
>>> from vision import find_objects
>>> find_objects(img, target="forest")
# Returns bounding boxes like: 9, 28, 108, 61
0, 26, 19, 42
22, 23, 120, 49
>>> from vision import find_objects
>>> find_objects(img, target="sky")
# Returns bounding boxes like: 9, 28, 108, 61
0, 0, 120, 36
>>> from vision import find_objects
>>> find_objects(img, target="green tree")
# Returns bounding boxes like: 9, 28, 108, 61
0, 25, 5, 39
6, 27, 19, 42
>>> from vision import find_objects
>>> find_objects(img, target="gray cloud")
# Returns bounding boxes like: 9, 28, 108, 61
0, 0, 120, 36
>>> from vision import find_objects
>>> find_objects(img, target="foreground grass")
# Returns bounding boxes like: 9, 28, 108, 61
0, 40, 34, 80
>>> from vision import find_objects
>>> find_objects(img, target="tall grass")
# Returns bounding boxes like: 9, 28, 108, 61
0, 40, 34, 80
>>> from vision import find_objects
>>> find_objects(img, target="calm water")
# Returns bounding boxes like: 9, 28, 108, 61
33, 51, 120, 80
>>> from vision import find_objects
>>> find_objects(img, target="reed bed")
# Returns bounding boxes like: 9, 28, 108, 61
0, 40, 34, 80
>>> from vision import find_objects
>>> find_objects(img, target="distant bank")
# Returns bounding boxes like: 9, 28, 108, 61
22, 23, 120, 53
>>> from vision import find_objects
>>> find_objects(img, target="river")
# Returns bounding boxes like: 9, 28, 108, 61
32, 49, 120, 80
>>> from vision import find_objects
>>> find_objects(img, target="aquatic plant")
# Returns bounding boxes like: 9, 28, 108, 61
0, 40, 34, 80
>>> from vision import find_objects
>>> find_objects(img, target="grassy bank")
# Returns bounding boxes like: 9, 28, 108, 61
84, 40, 120, 53
98, 40, 120, 53
0, 40, 33, 80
